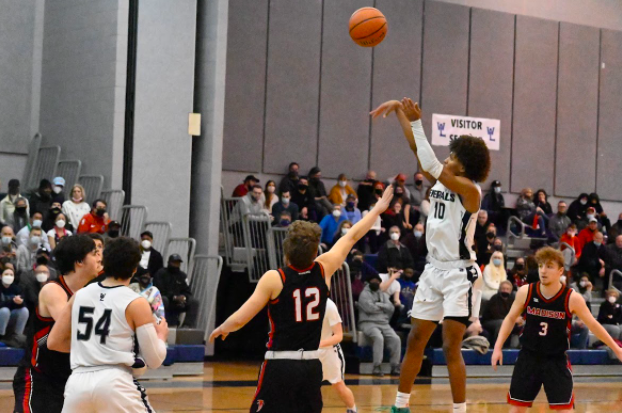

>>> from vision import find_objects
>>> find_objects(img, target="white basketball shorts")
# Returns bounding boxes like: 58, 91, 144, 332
319, 344, 346, 384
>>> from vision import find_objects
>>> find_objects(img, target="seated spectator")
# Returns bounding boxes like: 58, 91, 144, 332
137, 231, 164, 278
332, 220, 352, 246
349, 251, 379, 299
319, 205, 346, 246
577, 217, 600, 251
129, 271, 165, 318
271, 190, 299, 224
492, 237, 505, 256
51, 176, 66, 204
560, 223, 581, 260
0, 180, 29, 228
0, 226, 17, 266
379, 269, 402, 311
27, 179, 53, 219
575, 231, 608, 286
608, 213, 622, 244
515, 188, 546, 237
16, 212, 47, 249
232, 174, 259, 197
408, 172, 429, 209
153, 254, 198, 328
276, 211, 292, 228
329, 173, 356, 207
476, 223, 497, 266
569, 274, 593, 311
377, 226, 414, 274
524, 254, 540, 284
481, 251, 507, 301
343, 194, 362, 224
278, 162, 300, 195
16, 227, 45, 274
291, 177, 315, 221
419, 187, 431, 224
606, 235, 622, 280
10, 198, 30, 234
481, 280, 521, 348
567, 192, 589, 223
357, 170, 377, 212
77, 199, 110, 234
47, 213, 72, 250
263, 180, 278, 213
508, 257, 527, 290
474, 210, 490, 247
391, 183, 412, 231
62, 184, 91, 230
402, 222, 428, 275
357, 273, 401, 376
0, 267, 29, 341
588, 192, 610, 231
533, 189, 553, 216
392, 173, 412, 201
548, 201, 571, 242
597, 289, 622, 340
238, 185, 268, 217
19, 263, 53, 316
102, 220, 121, 244
308, 167, 333, 218
381, 201, 406, 239
42, 201, 63, 232
362, 186, 385, 253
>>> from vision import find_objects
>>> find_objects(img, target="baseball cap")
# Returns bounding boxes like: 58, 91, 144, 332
589, 217, 598, 223
53, 177, 66, 186
108, 220, 121, 228
169, 253, 183, 262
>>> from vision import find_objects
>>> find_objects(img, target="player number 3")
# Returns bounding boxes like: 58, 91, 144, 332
293, 288, 320, 322
539, 322, 548, 336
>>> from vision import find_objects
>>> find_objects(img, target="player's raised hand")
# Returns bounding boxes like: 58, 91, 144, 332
491, 348, 503, 371
401, 97, 422, 122
374, 185, 394, 213
370, 99, 402, 119
209, 325, 229, 343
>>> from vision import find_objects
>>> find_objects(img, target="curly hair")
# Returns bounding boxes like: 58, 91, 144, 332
283, 221, 321, 269
449, 136, 491, 183
103, 237, 142, 280
535, 246, 564, 270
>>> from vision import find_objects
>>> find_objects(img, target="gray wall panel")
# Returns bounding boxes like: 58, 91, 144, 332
222, 0, 268, 172
555, 23, 599, 197
511, 16, 559, 194
369, 0, 423, 182
263, 0, 322, 174
468, 8, 515, 191
597, 30, 622, 201
317, 0, 373, 180
421, 1, 470, 164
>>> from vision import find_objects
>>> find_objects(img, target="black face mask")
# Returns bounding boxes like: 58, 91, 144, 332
415, 180, 423, 186
15, 207, 27, 215
50, 207, 62, 216
298, 184, 308, 191
96, 208, 106, 217
493, 244, 503, 252
108, 230, 119, 238
310, 177, 320, 183
374, 189, 383, 196
369, 283, 380, 292
288, 171, 299, 179
514, 263, 524, 271
486, 232, 495, 239
168, 265, 180, 273
500, 292, 510, 299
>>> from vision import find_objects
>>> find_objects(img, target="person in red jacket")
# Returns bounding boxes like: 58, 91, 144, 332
577, 217, 600, 253
232, 175, 259, 197
77, 199, 110, 234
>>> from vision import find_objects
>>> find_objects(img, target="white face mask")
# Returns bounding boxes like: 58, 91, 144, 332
2, 236, 12, 245
281, 197, 290, 205
341, 227, 350, 236
332, 209, 341, 218
580, 199, 587, 205
609, 296, 617, 304
53, 186, 62, 194
587, 214, 595, 220
141, 240, 152, 250
494, 187, 501, 194
32, 219, 43, 228
30, 236, 41, 246
56, 220, 66, 228
414, 230, 423, 238
560, 275, 567, 284
390, 232, 400, 241
579, 280, 587, 287
267, 186, 275, 194
36, 272, 49, 283
339, 180, 347, 188
2, 274, 14, 286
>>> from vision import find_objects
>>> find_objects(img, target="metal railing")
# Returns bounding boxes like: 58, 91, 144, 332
55, 160, 82, 191
23, 133, 42, 188
243, 212, 272, 283
190, 255, 223, 349
330, 262, 357, 343
268, 227, 288, 269
29, 146, 60, 189
219, 194, 247, 271
78, 175, 104, 203
609, 270, 622, 295
101, 189, 125, 221
144, 221, 172, 255
166, 237, 197, 278
559, 241, 576, 271
120, 205, 148, 240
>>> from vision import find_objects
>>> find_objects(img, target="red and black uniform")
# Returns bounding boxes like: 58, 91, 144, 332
250, 262, 329, 413
13, 276, 73, 413
508, 282, 575, 410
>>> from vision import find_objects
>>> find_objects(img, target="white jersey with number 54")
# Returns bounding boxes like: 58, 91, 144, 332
425, 180, 480, 264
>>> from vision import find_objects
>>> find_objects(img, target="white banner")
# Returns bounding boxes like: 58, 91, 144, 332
431, 114, 500, 151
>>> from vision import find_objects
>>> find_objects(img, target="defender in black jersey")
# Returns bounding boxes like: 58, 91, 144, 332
210, 186, 394, 413
492, 247, 622, 412
13, 236, 100, 413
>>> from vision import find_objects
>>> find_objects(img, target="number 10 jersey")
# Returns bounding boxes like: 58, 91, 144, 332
70, 282, 141, 370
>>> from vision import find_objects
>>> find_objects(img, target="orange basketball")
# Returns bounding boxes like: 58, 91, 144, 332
349, 7, 387, 47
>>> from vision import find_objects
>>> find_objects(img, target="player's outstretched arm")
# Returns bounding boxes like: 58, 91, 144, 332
491, 285, 529, 370
319, 323, 343, 348
48, 295, 75, 353
315, 186, 393, 285
209, 270, 281, 343
571, 292, 622, 362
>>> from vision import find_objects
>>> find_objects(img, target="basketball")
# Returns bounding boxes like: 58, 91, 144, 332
349, 7, 387, 47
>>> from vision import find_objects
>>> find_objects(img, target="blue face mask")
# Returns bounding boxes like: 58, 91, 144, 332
493, 259, 502, 267
280, 219, 291, 227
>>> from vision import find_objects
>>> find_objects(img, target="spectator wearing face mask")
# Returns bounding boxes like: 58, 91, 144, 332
476, 223, 497, 266
342, 194, 362, 224
361, 182, 385, 254
46, 213, 72, 250
279, 162, 300, 195
481, 251, 507, 301
391, 173, 412, 201
597, 289, 622, 340
377, 226, 414, 274
276, 211, 293, 228
153, 254, 198, 327
481, 280, 521, 348
508, 257, 527, 290
319, 204, 346, 246
575, 231, 608, 285
16, 227, 45, 274
51, 176, 66, 204
577, 217, 601, 251
129, 271, 165, 319
381, 201, 406, 240
391, 181, 412, 231
136, 231, 164, 278
402, 223, 427, 274
357, 170, 378, 212
102, 221, 121, 244
42, 202, 63, 232
608, 213, 622, 244
263, 180, 278, 213
329, 173, 357, 207
62, 184, 91, 230
332, 220, 353, 246
308, 166, 333, 219
569, 274, 593, 310
568, 193, 590, 223
10, 198, 30, 233
348, 251, 380, 300
0, 267, 29, 341
560, 223, 581, 262
0, 180, 29, 228
271, 190, 299, 224
291, 177, 315, 221
549, 201, 572, 242
27, 179, 53, 219
232, 174, 259, 198
588, 193, 610, 229
606, 235, 622, 283
408, 172, 429, 209
481, 180, 505, 215
0, 226, 17, 266
19, 263, 54, 316
77, 199, 110, 234
16, 212, 48, 250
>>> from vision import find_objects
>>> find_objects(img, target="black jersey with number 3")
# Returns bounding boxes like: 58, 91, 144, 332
267, 262, 329, 351
521, 282, 573, 356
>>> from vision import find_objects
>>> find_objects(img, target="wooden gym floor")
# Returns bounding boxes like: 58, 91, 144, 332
1, 361, 621, 412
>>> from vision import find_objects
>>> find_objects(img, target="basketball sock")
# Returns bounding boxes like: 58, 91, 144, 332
395, 392, 410, 408
453, 402, 466, 413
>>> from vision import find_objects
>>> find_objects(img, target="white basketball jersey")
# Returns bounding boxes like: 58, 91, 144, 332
70, 282, 141, 370
319, 299, 342, 349
426, 180, 480, 263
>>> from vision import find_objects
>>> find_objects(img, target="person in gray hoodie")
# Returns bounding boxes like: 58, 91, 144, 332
358, 273, 401, 376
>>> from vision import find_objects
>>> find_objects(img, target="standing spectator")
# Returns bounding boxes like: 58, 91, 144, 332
329, 173, 357, 207
533, 189, 553, 216
15, 212, 44, 248
357, 170, 377, 212
569, 274, 593, 310
481, 251, 507, 301
377, 226, 414, 274
508, 257, 527, 290
0, 267, 29, 341
608, 213, 622, 244
575, 231, 608, 285
0, 180, 29, 227
27, 179, 53, 218
408, 172, 429, 209
577, 218, 600, 251
47, 213, 72, 250
357, 273, 401, 376
343, 194, 362, 224
77, 199, 110, 234
271, 190, 299, 223
278, 162, 300, 195
137, 231, 164, 278
568, 193, 590, 223
319, 205, 346, 246
308, 167, 333, 218
153, 254, 199, 328
42, 201, 63, 232
291, 177, 315, 221
481, 280, 521, 348
10, 198, 30, 233
606, 235, 622, 283
597, 289, 622, 340
51, 176, 66, 204
549, 201, 572, 242
263, 180, 278, 213
62, 184, 91, 230
16, 227, 44, 274
232, 174, 259, 197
